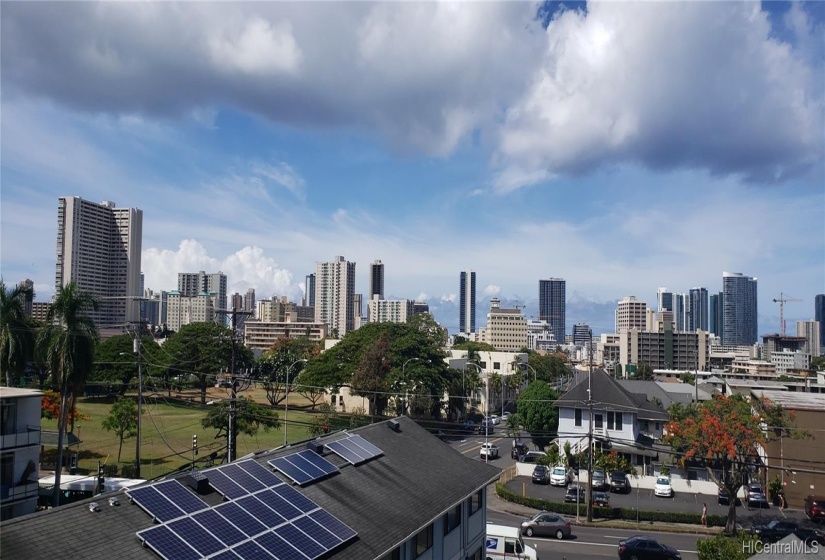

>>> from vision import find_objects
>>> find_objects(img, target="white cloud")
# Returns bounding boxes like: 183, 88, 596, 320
484, 284, 501, 297
440, 294, 457, 304
209, 16, 302, 75
416, 291, 429, 302
249, 161, 306, 199
494, 2, 824, 190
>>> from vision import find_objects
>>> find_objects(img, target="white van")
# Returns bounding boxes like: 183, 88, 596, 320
485, 523, 539, 560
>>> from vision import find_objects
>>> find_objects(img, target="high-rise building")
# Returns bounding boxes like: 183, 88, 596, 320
244, 288, 256, 315
538, 278, 566, 343
796, 320, 821, 357
231, 293, 243, 312
177, 271, 227, 313
166, 291, 219, 332
689, 287, 709, 332
459, 270, 476, 334
709, 292, 723, 335
722, 271, 758, 346
615, 296, 647, 333
368, 297, 414, 324
55, 197, 143, 326
572, 323, 591, 347
304, 274, 316, 307
369, 260, 384, 301
816, 294, 825, 350
314, 256, 356, 337
484, 299, 527, 352
354, 293, 364, 328
657, 287, 673, 313
17, 279, 33, 317
673, 293, 687, 332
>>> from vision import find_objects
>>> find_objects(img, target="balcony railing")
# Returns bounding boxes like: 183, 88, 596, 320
0, 426, 41, 449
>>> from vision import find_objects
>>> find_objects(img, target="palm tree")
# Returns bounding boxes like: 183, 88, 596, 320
37, 282, 99, 506
0, 280, 36, 388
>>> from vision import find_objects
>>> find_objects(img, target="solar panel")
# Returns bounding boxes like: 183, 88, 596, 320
254, 531, 309, 560
220, 463, 268, 493
268, 450, 338, 486
237, 460, 284, 488
167, 516, 225, 557
233, 540, 277, 560
324, 439, 366, 465
127, 485, 187, 522
255, 489, 303, 521
210, 550, 243, 560
138, 524, 201, 560
206, 467, 249, 499
192, 509, 247, 547
153, 480, 209, 514
297, 450, 338, 476
309, 509, 358, 542
236, 495, 287, 527
274, 523, 326, 559
272, 483, 318, 513
292, 515, 342, 549
214, 502, 268, 537
348, 434, 383, 458
268, 455, 314, 485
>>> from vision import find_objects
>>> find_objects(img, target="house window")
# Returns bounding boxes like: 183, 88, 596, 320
414, 524, 433, 557
444, 503, 461, 535
607, 411, 614, 430
479, 361, 487, 369
575, 408, 582, 427
655, 422, 660, 431
493, 362, 500, 370
595, 414, 603, 429
468, 488, 483, 515
642, 420, 650, 431
615, 412, 622, 430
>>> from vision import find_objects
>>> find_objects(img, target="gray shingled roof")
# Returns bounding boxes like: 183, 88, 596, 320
554, 369, 668, 421
1, 416, 500, 560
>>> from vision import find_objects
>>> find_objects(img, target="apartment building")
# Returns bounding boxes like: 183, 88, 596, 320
484, 298, 527, 352
243, 318, 328, 351
615, 296, 647, 333
165, 290, 219, 332
0, 388, 42, 521
367, 296, 414, 324
619, 324, 709, 374
314, 256, 356, 337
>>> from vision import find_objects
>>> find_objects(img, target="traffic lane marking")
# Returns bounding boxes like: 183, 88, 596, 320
526, 536, 697, 555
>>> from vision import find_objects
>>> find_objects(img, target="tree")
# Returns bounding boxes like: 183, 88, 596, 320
91, 334, 161, 395
160, 322, 235, 405
102, 397, 140, 462
452, 341, 496, 352
201, 396, 280, 442
516, 381, 559, 449
37, 282, 99, 506
810, 356, 825, 371
696, 532, 760, 560
665, 393, 800, 533
488, 372, 502, 414
0, 279, 35, 387
351, 333, 392, 416
256, 337, 317, 408
525, 351, 573, 384
636, 361, 654, 380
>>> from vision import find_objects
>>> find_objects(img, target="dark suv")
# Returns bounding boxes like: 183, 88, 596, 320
591, 469, 608, 490
610, 471, 631, 493
806, 495, 825, 523
512, 442, 529, 460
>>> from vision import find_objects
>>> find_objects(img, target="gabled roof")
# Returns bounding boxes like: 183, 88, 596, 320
1, 417, 499, 560
555, 369, 668, 421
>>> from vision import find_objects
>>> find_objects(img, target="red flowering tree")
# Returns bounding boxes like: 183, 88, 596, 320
41, 389, 85, 426
665, 393, 764, 533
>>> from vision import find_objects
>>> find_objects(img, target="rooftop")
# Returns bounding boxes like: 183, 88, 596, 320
750, 390, 825, 412
0, 387, 43, 398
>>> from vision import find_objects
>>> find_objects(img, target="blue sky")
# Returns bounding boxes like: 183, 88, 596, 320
1, 1, 823, 335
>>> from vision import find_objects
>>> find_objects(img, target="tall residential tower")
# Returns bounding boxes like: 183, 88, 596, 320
816, 294, 825, 350
689, 287, 709, 332
538, 278, 566, 343
722, 272, 758, 346
459, 270, 476, 334
55, 197, 143, 326
369, 260, 384, 301
314, 256, 356, 337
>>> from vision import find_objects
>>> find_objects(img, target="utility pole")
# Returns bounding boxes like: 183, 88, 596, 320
215, 307, 252, 464
586, 329, 594, 523
133, 330, 143, 479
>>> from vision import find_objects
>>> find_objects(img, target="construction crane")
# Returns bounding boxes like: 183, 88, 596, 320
772, 292, 802, 336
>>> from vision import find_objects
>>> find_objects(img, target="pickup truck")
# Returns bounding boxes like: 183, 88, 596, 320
480, 443, 499, 460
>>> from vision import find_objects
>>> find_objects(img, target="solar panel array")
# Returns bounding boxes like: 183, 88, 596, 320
324, 434, 383, 465
268, 450, 338, 485
128, 458, 357, 560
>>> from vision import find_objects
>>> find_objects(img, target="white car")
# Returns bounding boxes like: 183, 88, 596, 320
480, 442, 499, 460
490, 414, 500, 425
549, 466, 572, 487
654, 476, 673, 497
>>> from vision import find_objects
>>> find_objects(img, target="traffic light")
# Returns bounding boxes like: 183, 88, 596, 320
97, 461, 105, 493
193, 434, 198, 456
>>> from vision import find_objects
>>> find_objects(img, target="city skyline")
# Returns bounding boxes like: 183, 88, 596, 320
1, 2, 822, 336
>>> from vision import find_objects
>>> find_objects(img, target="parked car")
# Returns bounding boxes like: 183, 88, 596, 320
618, 536, 681, 560
512, 442, 529, 460
532, 465, 550, 485
591, 469, 608, 490
520, 451, 547, 464
717, 486, 730, 505
610, 471, 631, 493
747, 483, 769, 509
748, 520, 825, 545
461, 419, 478, 433
502, 411, 512, 422
550, 466, 572, 487
564, 484, 585, 503
592, 491, 610, 507
480, 442, 499, 460
654, 476, 673, 498
520, 511, 572, 539
480, 418, 495, 435
490, 414, 500, 425
805, 494, 825, 523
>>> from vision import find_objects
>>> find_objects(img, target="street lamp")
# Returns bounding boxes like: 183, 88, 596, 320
400, 358, 420, 416
283, 359, 308, 446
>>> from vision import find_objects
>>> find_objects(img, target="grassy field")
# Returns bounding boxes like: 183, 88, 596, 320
41, 386, 319, 480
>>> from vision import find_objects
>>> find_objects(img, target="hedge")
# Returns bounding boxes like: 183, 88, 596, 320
496, 483, 726, 527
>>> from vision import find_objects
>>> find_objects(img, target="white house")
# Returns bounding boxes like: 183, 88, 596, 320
554, 369, 667, 470
0, 387, 42, 521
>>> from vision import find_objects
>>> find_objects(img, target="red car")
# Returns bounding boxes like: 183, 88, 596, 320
806, 495, 825, 523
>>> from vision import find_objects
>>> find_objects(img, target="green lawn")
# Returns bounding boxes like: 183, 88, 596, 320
42, 389, 317, 481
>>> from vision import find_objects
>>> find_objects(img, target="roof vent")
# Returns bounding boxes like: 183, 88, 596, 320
387, 418, 401, 432
108, 497, 120, 507
183, 470, 211, 495
89, 502, 100, 512
306, 440, 325, 454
